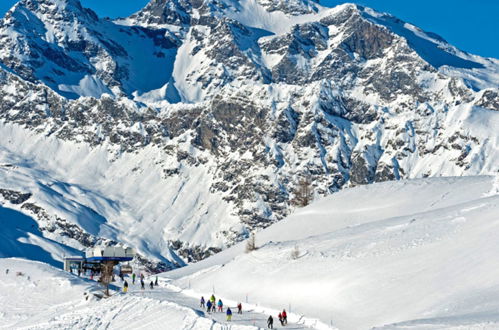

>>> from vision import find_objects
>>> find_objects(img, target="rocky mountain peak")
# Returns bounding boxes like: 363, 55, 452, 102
1, 0, 100, 46
128, 0, 191, 27
9, 0, 97, 21
255, 0, 320, 15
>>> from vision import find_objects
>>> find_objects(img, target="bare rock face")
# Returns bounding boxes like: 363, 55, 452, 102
476, 90, 499, 111
0, 189, 32, 204
0, 0, 498, 267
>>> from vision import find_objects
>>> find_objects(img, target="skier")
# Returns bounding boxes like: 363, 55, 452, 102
149, 281, 154, 289
123, 280, 128, 293
210, 294, 216, 312
278, 312, 284, 326
267, 315, 274, 329
226, 307, 232, 321
217, 299, 223, 312
206, 300, 212, 313
237, 302, 242, 314
140, 279, 145, 290
5, 269, 8, 275
132, 273, 136, 284
155, 276, 158, 286
200, 296, 205, 308
282, 309, 287, 325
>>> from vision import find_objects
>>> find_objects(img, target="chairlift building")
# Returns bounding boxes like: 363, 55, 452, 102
63, 246, 135, 295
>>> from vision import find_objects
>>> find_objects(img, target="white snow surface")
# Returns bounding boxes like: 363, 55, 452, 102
0, 258, 266, 329
165, 175, 499, 329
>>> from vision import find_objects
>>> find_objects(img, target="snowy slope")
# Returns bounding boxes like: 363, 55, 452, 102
0, 206, 82, 268
165, 176, 499, 329
0, 121, 242, 269
0, 258, 261, 329
0, 258, 100, 329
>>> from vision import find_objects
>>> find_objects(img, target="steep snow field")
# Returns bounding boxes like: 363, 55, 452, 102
165, 176, 499, 329
0, 206, 80, 267
0, 122, 242, 266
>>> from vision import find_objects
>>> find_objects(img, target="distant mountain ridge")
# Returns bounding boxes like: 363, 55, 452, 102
0, 0, 497, 270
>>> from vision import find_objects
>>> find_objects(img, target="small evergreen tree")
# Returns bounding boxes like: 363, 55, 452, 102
291, 175, 313, 207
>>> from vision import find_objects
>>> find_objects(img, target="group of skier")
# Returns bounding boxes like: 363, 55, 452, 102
267, 309, 287, 328
123, 273, 159, 292
200, 295, 243, 321
200, 295, 288, 327
123, 274, 290, 327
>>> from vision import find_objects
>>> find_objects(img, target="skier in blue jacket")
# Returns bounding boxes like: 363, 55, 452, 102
206, 300, 212, 313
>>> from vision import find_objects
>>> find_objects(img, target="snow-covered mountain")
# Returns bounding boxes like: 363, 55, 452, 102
0, 0, 179, 99
0, 0, 498, 269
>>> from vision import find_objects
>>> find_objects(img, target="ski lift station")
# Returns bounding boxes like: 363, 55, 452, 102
63, 246, 135, 273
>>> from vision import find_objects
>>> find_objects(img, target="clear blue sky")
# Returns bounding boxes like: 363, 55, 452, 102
0, 0, 497, 58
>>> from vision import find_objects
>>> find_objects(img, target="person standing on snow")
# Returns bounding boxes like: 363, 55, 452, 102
267, 315, 273, 329
132, 273, 136, 284
278, 312, 284, 326
140, 278, 145, 290
155, 276, 158, 286
237, 302, 242, 314
226, 307, 232, 321
210, 294, 216, 312
282, 309, 287, 325
149, 281, 154, 289
217, 299, 223, 312
123, 280, 128, 293
200, 296, 205, 308
206, 300, 212, 313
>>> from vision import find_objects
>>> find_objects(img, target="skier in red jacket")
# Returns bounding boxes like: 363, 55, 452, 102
282, 309, 287, 325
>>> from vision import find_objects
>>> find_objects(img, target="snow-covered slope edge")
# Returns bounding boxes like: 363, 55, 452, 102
165, 176, 499, 329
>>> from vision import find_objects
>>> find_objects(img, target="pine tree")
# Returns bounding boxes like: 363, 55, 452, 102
291, 176, 313, 207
